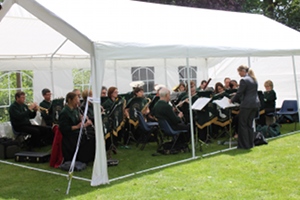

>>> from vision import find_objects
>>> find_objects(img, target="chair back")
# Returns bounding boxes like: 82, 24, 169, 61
136, 110, 151, 132
279, 100, 298, 114
158, 119, 180, 135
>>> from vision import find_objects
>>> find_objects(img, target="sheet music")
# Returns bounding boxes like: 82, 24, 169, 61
213, 96, 238, 109
192, 97, 211, 111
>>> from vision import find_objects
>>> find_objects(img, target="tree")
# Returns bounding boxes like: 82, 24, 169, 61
136, 0, 300, 31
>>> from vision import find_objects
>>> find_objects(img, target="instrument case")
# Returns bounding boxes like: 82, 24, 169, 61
107, 158, 119, 166
15, 151, 51, 163
0, 137, 20, 159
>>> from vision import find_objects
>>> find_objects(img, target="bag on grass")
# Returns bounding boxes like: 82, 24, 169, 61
59, 161, 86, 171
253, 132, 268, 146
266, 123, 280, 137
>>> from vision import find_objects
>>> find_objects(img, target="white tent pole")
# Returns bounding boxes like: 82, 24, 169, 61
164, 58, 168, 88
292, 55, 300, 121
0, 0, 15, 21
247, 57, 251, 68
91, 44, 109, 186
186, 57, 195, 158
50, 39, 68, 97
114, 60, 117, 87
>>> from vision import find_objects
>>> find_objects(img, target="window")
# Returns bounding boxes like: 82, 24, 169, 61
0, 71, 33, 122
73, 69, 91, 91
178, 66, 197, 86
131, 67, 155, 93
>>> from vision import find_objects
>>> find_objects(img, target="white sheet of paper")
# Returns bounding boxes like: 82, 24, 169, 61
192, 97, 211, 110
213, 96, 238, 109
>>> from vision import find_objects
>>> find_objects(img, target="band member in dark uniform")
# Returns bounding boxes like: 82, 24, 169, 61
39, 88, 53, 126
9, 91, 53, 148
102, 87, 126, 146
177, 81, 198, 124
59, 92, 95, 163
80, 89, 94, 124
124, 87, 150, 144
230, 65, 260, 149
152, 87, 190, 144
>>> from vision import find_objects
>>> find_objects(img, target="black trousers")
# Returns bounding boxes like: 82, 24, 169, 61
14, 124, 53, 147
238, 108, 257, 149
172, 123, 190, 143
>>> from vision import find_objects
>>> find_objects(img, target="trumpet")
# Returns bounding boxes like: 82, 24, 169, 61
27, 102, 49, 114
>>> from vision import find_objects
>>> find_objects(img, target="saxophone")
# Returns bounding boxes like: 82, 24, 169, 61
141, 98, 151, 115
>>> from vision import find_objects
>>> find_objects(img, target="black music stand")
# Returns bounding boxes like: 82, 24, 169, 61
192, 97, 212, 151
106, 100, 124, 158
124, 97, 146, 146
212, 96, 239, 148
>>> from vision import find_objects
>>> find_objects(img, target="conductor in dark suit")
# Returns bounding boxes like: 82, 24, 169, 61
230, 65, 260, 149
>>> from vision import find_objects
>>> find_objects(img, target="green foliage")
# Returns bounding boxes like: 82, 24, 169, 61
72, 68, 92, 92
0, 70, 33, 122
138, 0, 300, 31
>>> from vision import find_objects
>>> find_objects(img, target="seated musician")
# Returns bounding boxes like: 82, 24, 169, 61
176, 81, 198, 124
152, 87, 190, 144
102, 87, 125, 146
125, 87, 149, 119
124, 87, 150, 143
39, 88, 53, 126
148, 84, 165, 120
9, 91, 53, 148
80, 89, 94, 124
58, 92, 95, 163
211, 82, 232, 138
101, 86, 107, 97
224, 77, 231, 90
198, 80, 207, 91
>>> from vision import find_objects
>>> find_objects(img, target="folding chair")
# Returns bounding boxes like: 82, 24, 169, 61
276, 100, 299, 130
158, 119, 188, 153
135, 110, 159, 150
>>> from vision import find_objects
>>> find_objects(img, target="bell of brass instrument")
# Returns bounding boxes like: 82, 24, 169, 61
27, 102, 49, 114
141, 98, 151, 114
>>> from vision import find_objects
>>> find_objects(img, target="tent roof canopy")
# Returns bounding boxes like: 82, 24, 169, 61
1, 0, 300, 61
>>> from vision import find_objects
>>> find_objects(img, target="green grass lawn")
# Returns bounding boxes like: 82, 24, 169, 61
0, 123, 299, 199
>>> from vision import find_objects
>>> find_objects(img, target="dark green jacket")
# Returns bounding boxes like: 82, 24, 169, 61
9, 101, 36, 128
39, 100, 52, 126
59, 106, 81, 136
152, 100, 181, 127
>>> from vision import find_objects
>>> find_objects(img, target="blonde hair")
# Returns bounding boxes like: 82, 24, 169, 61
82, 89, 92, 101
237, 65, 257, 82
264, 80, 274, 89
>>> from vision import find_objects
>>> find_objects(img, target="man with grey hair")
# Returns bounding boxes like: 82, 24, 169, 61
152, 87, 190, 143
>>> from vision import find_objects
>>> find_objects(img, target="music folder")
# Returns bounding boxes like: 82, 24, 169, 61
213, 96, 238, 109
192, 97, 211, 111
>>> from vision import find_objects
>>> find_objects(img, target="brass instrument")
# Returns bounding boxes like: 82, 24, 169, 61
27, 102, 49, 114
141, 98, 151, 114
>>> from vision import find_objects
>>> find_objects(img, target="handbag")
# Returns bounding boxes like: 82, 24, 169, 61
253, 132, 268, 146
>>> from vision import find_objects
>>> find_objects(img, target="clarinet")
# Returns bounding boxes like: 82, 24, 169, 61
77, 105, 90, 139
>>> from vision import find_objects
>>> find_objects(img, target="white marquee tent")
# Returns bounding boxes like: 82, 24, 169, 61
1, 0, 300, 186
